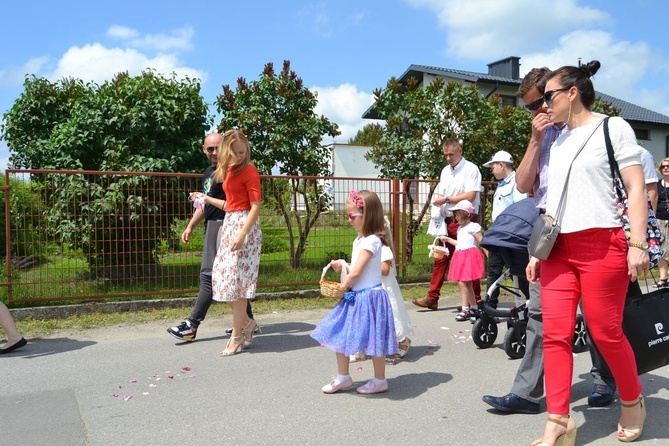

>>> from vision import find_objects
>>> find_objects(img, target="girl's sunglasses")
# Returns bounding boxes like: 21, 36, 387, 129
347, 212, 363, 222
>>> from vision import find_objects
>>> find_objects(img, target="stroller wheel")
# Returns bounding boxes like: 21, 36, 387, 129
504, 322, 527, 359
572, 314, 588, 353
472, 317, 498, 349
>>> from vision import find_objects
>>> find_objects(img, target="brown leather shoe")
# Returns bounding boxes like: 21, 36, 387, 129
412, 298, 438, 310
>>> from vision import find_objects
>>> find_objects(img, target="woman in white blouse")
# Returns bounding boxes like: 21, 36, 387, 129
526, 60, 648, 446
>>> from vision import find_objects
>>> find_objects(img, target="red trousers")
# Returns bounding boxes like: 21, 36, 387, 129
541, 227, 641, 414
427, 217, 481, 302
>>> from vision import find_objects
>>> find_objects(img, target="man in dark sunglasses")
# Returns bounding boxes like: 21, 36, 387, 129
167, 132, 255, 342
482, 66, 657, 415
483, 67, 592, 415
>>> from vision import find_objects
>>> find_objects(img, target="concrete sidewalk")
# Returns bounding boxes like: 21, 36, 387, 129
2, 294, 668, 445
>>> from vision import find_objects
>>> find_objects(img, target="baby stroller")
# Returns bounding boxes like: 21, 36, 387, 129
472, 198, 588, 359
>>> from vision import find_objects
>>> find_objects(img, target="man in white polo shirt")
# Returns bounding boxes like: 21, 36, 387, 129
413, 138, 482, 310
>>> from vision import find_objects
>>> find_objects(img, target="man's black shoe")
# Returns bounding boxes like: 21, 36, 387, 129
588, 384, 614, 407
482, 393, 540, 414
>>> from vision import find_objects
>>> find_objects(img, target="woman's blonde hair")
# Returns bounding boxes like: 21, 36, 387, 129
347, 190, 390, 246
214, 129, 251, 183
658, 157, 669, 174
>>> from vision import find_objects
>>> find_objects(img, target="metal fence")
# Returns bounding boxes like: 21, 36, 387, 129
1, 169, 495, 304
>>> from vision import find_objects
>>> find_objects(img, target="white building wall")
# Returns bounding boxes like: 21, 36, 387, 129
642, 126, 668, 164
331, 144, 378, 178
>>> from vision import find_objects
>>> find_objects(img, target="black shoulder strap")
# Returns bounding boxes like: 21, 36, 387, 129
603, 117, 621, 179
603, 117, 625, 202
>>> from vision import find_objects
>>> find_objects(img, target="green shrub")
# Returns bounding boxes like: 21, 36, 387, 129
262, 236, 288, 254
1, 175, 49, 260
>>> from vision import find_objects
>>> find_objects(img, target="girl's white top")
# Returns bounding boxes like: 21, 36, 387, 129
545, 117, 642, 234
381, 244, 414, 339
455, 222, 481, 250
381, 245, 396, 276
351, 234, 382, 290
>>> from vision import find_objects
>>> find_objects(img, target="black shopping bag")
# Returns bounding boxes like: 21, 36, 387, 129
623, 286, 669, 375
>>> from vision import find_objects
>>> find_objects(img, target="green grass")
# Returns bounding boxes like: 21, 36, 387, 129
13, 285, 451, 339
2, 213, 438, 305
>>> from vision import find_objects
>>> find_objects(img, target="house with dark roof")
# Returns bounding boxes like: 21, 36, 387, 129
362, 56, 669, 162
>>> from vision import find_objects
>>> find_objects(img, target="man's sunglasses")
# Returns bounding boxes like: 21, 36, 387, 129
205, 146, 218, 154
542, 87, 571, 106
524, 97, 544, 111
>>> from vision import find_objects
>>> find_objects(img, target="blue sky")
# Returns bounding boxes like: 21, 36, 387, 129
1, 0, 669, 171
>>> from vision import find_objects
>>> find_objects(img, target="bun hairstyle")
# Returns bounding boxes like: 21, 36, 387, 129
548, 60, 601, 109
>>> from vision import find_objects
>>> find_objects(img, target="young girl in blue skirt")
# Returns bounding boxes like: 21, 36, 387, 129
311, 190, 398, 394
440, 200, 487, 322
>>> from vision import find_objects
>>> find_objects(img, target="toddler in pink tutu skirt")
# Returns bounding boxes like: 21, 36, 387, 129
439, 200, 487, 321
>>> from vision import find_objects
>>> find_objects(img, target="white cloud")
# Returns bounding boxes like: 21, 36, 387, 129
407, 0, 669, 116
107, 25, 194, 52
312, 83, 380, 142
520, 30, 669, 115
0, 57, 49, 87
107, 25, 139, 40
1, 26, 203, 89
407, 0, 611, 59
47, 43, 206, 85
296, 4, 366, 39
296, 4, 333, 39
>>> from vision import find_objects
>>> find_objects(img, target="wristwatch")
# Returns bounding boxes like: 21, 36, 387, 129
629, 241, 649, 250
445, 196, 451, 205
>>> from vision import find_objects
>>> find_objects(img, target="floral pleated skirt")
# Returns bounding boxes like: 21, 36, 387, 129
211, 210, 262, 302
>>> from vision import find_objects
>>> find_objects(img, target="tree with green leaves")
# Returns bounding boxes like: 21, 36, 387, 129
367, 77, 532, 260
216, 60, 340, 268
592, 97, 621, 117
1, 71, 210, 278
348, 123, 383, 146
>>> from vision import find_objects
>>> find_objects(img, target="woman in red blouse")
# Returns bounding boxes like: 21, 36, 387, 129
204, 130, 262, 356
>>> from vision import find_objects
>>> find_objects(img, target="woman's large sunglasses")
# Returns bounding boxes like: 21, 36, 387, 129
542, 87, 571, 106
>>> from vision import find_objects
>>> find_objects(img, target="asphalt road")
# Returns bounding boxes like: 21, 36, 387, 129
2, 294, 668, 446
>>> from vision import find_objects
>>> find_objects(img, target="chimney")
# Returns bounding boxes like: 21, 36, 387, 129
487, 56, 521, 80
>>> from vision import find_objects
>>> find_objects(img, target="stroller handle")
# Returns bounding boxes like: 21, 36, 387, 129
480, 300, 519, 318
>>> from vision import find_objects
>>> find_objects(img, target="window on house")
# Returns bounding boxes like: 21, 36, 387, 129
633, 128, 650, 141
500, 95, 516, 108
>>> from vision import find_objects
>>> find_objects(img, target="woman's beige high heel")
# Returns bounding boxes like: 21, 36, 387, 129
531, 415, 577, 446
618, 396, 646, 442
242, 319, 261, 347
220, 334, 244, 356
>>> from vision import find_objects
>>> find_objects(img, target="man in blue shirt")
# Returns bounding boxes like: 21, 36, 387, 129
483, 150, 528, 307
